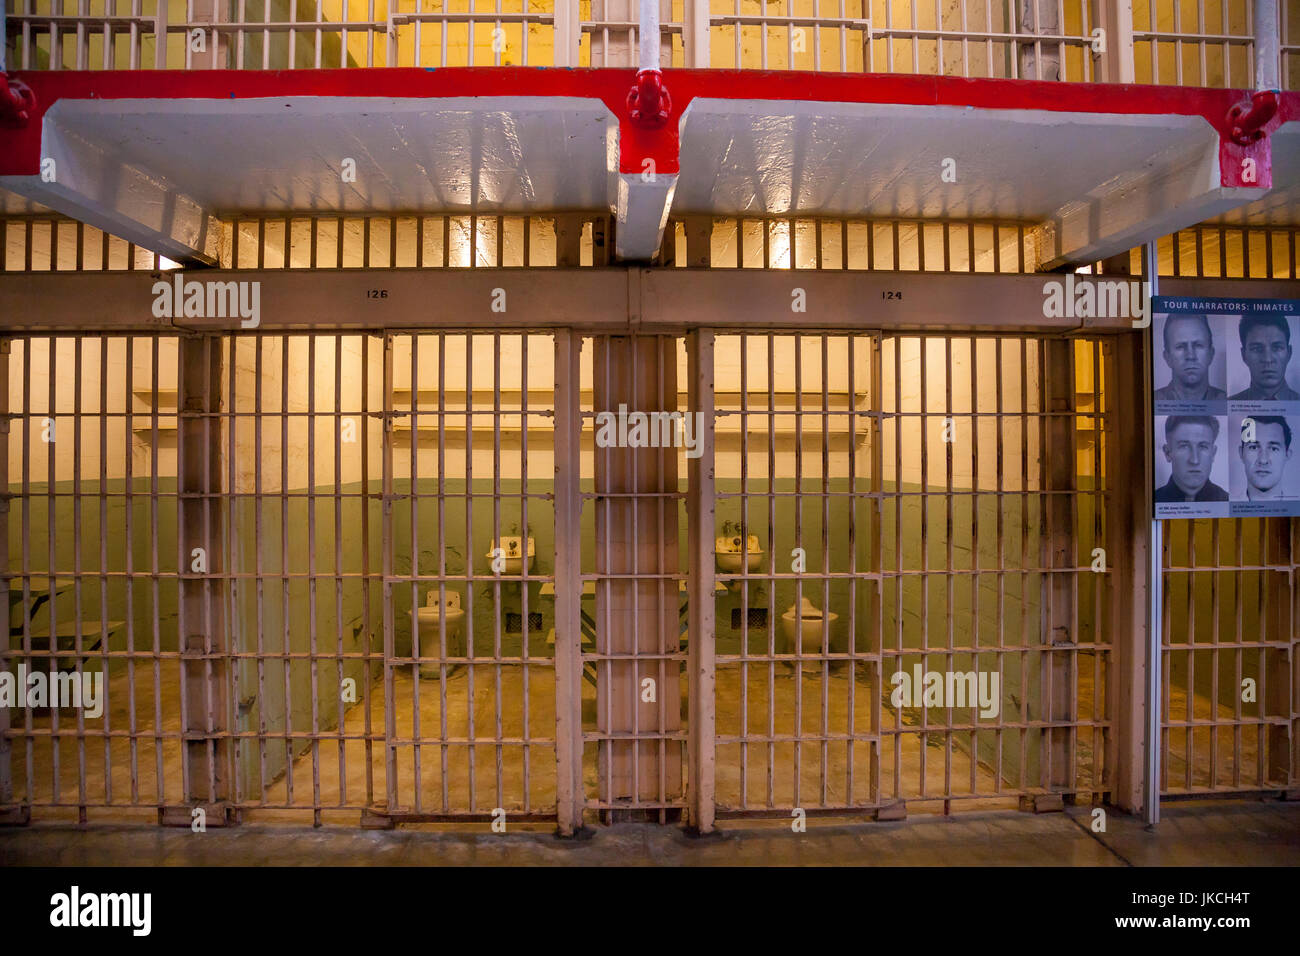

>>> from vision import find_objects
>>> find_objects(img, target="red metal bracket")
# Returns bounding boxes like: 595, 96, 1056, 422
0, 74, 37, 129
1227, 89, 1280, 147
627, 69, 672, 128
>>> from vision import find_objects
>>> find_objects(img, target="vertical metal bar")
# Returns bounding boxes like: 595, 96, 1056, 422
73, 337, 86, 819
20, 339, 32, 808
253, 336, 268, 802
410, 332, 422, 815
124, 337, 138, 803
0, 337, 9, 810
464, 334, 476, 809
767, 333, 776, 806
308, 336, 320, 822
381, 333, 395, 810
492, 334, 503, 812
149, 336, 163, 807
820, 334, 831, 806
687, 329, 716, 833
280, 335, 293, 805
436, 332, 448, 813
98, 337, 112, 805
520, 334, 531, 813
793, 333, 804, 807
47, 337, 61, 806
333, 334, 346, 806
738, 333, 749, 808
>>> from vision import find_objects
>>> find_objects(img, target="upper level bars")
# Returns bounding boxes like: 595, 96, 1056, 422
3, 0, 1293, 87
7, 212, 1300, 280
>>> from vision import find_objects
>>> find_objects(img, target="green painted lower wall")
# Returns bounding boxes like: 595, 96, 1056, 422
9, 476, 1272, 798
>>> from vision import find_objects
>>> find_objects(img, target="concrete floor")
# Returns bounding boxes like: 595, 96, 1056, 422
7, 656, 1270, 814
2, 800, 1297, 866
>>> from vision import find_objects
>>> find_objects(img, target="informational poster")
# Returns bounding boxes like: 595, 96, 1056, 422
1152, 296, 1300, 518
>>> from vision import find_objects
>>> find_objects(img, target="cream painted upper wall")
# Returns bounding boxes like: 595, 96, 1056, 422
6, 337, 179, 484
8, 333, 1099, 491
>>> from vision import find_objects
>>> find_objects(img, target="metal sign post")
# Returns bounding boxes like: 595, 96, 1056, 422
1142, 240, 1162, 828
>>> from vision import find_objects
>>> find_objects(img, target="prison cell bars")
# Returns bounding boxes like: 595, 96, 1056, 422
581, 0, 684, 67
1, 336, 181, 820
1160, 517, 1298, 796
701, 332, 1111, 817
10, 215, 1300, 280
381, 332, 558, 822
1132, 0, 1260, 88
4, 0, 563, 69
0, 330, 568, 822
688, 217, 1041, 274
710, 332, 883, 815
7, 0, 1288, 85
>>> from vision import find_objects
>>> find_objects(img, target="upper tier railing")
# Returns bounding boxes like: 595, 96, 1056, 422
2, 0, 1293, 90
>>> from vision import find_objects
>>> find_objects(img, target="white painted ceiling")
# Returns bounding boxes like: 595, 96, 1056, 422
46, 95, 618, 215
673, 98, 1221, 220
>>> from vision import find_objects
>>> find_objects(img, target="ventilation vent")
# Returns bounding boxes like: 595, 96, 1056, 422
505, 612, 544, 634
731, 607, 769, 631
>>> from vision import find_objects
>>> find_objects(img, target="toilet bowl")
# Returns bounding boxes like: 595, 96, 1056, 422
415, 590, 465, 676
780, 596, 838, 664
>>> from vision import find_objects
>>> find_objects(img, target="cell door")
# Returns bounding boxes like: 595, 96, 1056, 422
380, 331, 559, 824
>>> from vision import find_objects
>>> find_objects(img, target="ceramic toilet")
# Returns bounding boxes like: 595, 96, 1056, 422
780, 596, 838, 665
415, 590, 465, 676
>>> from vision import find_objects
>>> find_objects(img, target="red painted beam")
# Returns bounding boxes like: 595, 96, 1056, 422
2, 67, 1295, 185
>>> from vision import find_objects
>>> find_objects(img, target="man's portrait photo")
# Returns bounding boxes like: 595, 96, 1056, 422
1154, 415, 1229, 503
1228, 314, 1300, 401
1153, 312, 1226, 402
1231, 414, 1296, 501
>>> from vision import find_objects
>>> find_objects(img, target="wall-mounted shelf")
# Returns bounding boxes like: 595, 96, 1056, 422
131, 387, 178, 434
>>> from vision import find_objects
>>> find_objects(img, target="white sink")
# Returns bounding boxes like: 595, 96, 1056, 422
486, 536, 535, 575
715, 534, 763, 573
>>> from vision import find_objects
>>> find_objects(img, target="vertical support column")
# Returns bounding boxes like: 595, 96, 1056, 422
1255, 0, 1281, 92
589, 0, 635, 66
553, 330, 585, 834
686, 329, 715, 834
868, 334, 884, 810
154, 0, 169, 69
684, 0, 710, 68
1039, 337, 1075, 801
190, 0, 229, 68
684, 218, 711, 269
553, 0, 581, 67
1106, 332, 1151, 813
556, 216, 583, 269
593, 336, 681, 817
171, 335, 232, 823
1017, 0, 1060, 81
1142, 241, 1162, 827
0, 338, 13, 821
1090, 0, 1135, 84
